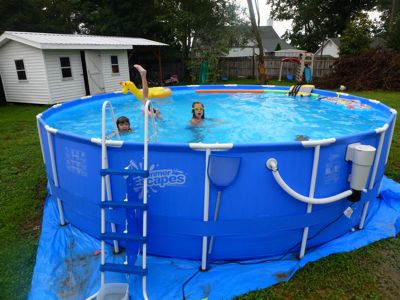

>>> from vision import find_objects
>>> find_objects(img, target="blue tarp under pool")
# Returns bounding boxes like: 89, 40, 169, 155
29, 177, 400, 300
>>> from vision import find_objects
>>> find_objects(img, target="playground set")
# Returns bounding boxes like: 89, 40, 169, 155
278, 52, 314, 83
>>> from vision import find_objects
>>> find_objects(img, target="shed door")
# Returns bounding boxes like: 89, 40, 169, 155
85, 51, 105, 95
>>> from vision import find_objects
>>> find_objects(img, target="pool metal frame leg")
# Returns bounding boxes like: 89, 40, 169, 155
359, 124, 389, 229
189, 143, 233, 271
45, 125, 66, 226
299, 145, 321, 259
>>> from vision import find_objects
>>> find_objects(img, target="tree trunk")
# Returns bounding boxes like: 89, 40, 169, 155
247, 0, 268, 84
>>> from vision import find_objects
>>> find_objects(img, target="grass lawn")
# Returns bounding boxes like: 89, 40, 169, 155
0, 86, 399, 299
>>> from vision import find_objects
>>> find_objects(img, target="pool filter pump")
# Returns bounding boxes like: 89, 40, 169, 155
345, 143, 376, 202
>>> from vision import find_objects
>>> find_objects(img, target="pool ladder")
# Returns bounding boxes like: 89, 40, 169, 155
87, 100, 153, 300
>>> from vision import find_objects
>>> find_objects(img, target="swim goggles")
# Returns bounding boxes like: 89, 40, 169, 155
193, 107, 204, 111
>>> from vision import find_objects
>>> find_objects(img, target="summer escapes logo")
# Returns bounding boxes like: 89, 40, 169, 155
126, 160, 186, 198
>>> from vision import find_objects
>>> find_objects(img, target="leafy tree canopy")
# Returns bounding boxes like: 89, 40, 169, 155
0, 0, 80, 33
387, 14, 400, 51
157, 0, 247, 81
157, 1, 246, 58
266, 0, 376, 51
0, 0, 248, 82
339, 12, 373, 56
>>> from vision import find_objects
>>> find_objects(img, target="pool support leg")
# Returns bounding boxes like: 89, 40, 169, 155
201, 148, 211, 271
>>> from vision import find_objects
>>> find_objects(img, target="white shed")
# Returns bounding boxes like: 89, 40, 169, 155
0, 31, 167, 104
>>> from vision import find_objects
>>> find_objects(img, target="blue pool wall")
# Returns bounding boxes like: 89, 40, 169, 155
37, 85, 396, 260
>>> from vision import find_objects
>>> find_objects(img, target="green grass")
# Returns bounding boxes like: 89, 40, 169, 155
0, 104, 48, 299
0, 86, 399, 299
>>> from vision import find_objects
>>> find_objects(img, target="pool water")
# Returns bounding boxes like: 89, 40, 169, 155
46, 90, 388, 143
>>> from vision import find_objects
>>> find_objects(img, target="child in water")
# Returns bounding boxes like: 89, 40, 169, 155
134, 64, 162, 120
116, 116, 132, 133
295, 134, 310, 141
191, 101, 205, 125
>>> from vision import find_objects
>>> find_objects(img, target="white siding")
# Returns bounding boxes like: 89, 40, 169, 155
0, 40, 50, 104
101, 50, 130, 92
315, 40, 339, 58
44, 50, 86, 103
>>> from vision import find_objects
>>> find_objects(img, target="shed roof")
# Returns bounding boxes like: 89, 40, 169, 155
0, 31, 168, 50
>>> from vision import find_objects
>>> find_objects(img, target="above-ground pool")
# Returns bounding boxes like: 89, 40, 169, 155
37, 85, 397, 263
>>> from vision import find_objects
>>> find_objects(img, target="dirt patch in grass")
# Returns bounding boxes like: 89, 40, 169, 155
20, 176, 46, 238
273, 271, 292, 281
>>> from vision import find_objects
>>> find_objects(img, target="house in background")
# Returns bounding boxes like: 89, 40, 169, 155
274, 49, 309, 57
0, 31, 167, 104
315, 37, 387, 58
315, 38, 341, 58
225, 25, 294, 58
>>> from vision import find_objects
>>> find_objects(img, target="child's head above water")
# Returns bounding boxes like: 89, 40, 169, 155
192, 101, 205, 119
116, 116, 132, 133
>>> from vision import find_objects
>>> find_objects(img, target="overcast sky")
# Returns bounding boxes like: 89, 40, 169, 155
237, 0, 292, 37
237, 0, 381, 38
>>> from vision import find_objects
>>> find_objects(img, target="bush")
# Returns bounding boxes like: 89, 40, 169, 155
315, 49, 400, 90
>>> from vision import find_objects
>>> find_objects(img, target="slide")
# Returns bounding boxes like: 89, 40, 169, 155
199, 61, 209, 84
304, 66, 312, 83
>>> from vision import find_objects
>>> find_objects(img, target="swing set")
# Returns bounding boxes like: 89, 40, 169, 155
278, 52, 314, 83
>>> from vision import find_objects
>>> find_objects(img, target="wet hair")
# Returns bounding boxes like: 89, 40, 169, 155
116, 116, 130, 126
295, 134, 310, 141
147, 104, 159, 114
192, 101, 205, 119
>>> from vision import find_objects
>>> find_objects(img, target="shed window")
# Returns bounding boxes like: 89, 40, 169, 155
60, 57, 72, 78
111, 56, 119, 74
15, 60, 27, 80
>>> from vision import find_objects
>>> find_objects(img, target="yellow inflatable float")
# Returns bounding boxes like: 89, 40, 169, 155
120, 81, 172, 100
288, 84, 315, 97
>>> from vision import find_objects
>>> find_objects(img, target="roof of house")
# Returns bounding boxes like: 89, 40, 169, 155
257, 26, 294, 51
273, 49, 309, 57
241, 26, 294, 51
316, 36, 387, 56
314, 37, 341, 56
0, 31, 168, 50
329, 38, 341, 47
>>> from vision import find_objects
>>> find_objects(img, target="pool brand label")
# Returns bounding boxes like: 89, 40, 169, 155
126, 160, 186, 198
64, 147, 87, 176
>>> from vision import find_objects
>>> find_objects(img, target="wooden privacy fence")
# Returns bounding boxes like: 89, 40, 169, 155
141, 57, 337, 85
218, 57, 338, 80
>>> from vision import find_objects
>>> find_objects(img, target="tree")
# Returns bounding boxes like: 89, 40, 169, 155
0, 0, 247, 83
375, 0, 400, 51
267, 0, 376, 51
0, 0, 80, 34
75, 0, 168, 41
247, 0, 268, 84
157, 0, 247, 82
275, 43, 281, 51
339, 12, 373, 56
387, 14, 400, 51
